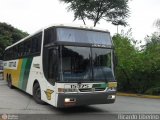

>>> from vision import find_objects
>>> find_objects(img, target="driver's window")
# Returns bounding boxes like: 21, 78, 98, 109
47, 48, 58, 85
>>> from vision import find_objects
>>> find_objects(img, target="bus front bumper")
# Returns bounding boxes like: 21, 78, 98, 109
57, 91, 116, 108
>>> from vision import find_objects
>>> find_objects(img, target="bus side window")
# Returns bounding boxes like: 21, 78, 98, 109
28, 39, 32, 55
15, 46, 18, 58
31, 33, 42, 54
24, 39, 31, 56
18, 44, 21, 58
32, 37, 36, 53
5, 50, 9, 60
8, 49, 11, 60
13, 46, 16, 59
37, 33, 42, 53
5, 50, 7, 60
19, 44, 23, 57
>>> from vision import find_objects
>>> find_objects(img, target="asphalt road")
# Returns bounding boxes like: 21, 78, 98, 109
0, 80, 160, 120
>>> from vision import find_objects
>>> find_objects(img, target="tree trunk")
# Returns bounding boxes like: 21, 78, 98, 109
82, 18, 86, 25
81, 15, 86, 25
94, 20, 98, 27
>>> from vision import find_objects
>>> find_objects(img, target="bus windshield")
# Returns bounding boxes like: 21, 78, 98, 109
61, 46, 114, 82
57, 28, 112, 45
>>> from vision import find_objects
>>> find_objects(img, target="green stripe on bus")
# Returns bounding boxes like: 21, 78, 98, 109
18, 58, 33, 91
101, 83, 107, 88
93, 83, 107, 88
22, 58, 33, 91
19, 58, 27, 88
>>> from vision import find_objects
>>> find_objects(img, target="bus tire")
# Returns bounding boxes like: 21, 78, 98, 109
7, 75, 13, 89
33, 83, 45, 104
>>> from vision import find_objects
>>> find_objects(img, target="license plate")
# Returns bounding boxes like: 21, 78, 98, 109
70, 84, 90, 89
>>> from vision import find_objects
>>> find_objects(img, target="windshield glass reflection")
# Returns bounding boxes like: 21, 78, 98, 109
61, 46, 114, 82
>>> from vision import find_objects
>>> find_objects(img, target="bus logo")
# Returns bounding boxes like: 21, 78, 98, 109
44, 89, 54, 100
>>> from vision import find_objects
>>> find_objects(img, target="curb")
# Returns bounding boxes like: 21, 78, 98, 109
117, 92, 160, 99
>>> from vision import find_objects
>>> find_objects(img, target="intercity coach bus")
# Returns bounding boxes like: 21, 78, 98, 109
3, 24, 117, 108
0, 60, 3, 79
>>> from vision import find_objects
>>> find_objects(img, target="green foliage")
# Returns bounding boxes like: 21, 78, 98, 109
0, 22, 28, 59
60, 0, 129, 26
113, 32, 160, 94
145, 87, 160, 95
113, 34, 137, 92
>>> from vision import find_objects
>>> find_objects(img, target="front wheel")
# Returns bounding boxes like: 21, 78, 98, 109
33, 83, 45, 104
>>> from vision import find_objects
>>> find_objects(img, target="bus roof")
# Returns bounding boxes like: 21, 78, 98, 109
5, 24, 110, 50
44, 24, 109, 32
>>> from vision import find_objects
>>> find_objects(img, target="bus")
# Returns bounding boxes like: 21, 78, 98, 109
3, 24, 117, 108
0, 60, 3, 80
0, 60, 3, 72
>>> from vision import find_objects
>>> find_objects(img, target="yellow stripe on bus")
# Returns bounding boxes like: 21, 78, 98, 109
4, 59, 23, 87
13, 59, 23, 87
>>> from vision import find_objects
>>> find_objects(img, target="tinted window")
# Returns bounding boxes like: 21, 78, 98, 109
60, 46, 114, 82
4, 32, 42, 60
92, 48, 113, 81
61, 46, 92, 82
24, 40, 31, 56
31, 33, 42, 53
43, 47, 59, 85
57, 28, 112, 45
44, 27, 55, 45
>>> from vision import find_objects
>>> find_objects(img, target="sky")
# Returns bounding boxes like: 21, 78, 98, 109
0, 0, 160, 42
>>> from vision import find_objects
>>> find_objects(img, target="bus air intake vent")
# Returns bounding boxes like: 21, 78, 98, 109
79, 88, 105, 92
94, 88, 105, 91
79, 88, 93, 92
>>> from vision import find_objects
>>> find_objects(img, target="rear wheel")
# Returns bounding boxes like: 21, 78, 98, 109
33, 83, 45, 104
7, 75, 13, 89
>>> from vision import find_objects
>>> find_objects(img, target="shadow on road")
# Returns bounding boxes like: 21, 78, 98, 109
50, 105, 107, 114
11, 86, 108, 114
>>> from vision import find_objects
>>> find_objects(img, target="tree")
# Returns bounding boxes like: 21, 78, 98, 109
143, 34, 160, 94
113, 34, 137, 92
153, 18, 160, 30
0, 22, 28, 59
60, 0, 130, 27
113, 31, 160, 94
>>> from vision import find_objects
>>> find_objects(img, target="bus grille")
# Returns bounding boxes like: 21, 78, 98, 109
94, 88, 106, 91
79, 88, 105, 92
